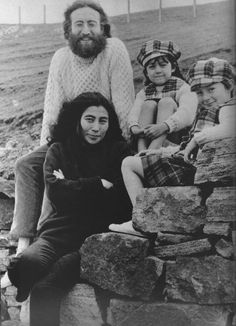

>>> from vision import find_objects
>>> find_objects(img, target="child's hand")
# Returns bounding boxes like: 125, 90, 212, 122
144, 123, 169, 140
53, 169, 65, 179
101, 179, 114, 189
184, 138, 198, 164
130, 125, 144, 135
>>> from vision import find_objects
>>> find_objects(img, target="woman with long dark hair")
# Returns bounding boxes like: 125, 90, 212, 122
7, 92, 132, 326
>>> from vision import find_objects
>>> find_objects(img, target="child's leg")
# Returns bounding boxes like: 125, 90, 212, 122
148, 97, 177, 149
138, 100, 157, 152
121, 156, 145, 207
109, 156, 147, 237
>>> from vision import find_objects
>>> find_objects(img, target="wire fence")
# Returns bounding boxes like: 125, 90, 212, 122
9, 0, 199, 25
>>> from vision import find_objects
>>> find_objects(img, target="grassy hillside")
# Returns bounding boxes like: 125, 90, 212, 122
0, 0, 235, 153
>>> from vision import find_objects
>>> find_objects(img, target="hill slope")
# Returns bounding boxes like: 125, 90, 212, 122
0, 0, 235, 178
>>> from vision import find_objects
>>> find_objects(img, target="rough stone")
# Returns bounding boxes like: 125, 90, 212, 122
80, 233, 164, 299
215, 239, 233, 258
194, 138, 236, 185
0, 249, 10, 272
8, 307, 20, 321
109, 299, 231, 326
155, 232, 194, 245
133, 186, 207, 234
1, 294, 10, 322
165, 255, 234, 304
203, 222, 231, 236
206, 187, 236, 222
0, 178, 15, 198
153, 238, 212, 258
60, 283, 104, 326
0, 198, 14, 229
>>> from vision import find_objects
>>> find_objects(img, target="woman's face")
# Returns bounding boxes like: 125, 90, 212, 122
79, 105, 109, 144
146, 56, 173, 86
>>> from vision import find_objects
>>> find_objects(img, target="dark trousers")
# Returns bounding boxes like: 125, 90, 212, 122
8, 238, 81, 326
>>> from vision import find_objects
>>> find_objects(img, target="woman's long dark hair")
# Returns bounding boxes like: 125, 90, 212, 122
47, 92, 123, 151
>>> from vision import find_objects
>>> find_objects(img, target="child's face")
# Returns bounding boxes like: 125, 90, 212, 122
195, 82, 231, 108
145, 56, 173, 86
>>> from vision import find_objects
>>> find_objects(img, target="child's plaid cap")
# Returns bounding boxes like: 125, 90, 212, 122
137, 40, 181, 67
186, 57, 235, 91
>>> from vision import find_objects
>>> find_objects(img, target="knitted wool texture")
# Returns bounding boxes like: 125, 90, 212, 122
40, 37, 135, 144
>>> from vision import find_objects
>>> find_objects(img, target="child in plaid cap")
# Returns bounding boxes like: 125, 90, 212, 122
109, 57, 235, 237
129, 39, 198, 153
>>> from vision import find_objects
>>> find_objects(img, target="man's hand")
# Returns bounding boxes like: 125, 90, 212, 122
130, 125, 144, 135
101, 179, 113, 189
53, 169, 65, 179
184, 138, 198, 164
144, 122, 169, 140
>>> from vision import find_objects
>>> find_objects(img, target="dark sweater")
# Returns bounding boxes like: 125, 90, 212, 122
38, 140, 132, 250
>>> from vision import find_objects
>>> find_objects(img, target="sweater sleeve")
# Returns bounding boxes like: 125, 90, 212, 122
109, 38, 135, 139
128, 89, 146, 127
44, 143, 103, 206
40, 50, 67, 145
164, 83, 198, 133
193, 104, 236, 146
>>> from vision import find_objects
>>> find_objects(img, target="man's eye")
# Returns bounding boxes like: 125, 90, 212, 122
88, 22, 97, 28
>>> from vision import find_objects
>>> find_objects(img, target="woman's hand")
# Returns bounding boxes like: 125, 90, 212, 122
53, 169, 65, 179
144, 122, 169, 140
101, 179, 113, 189
184, 138, 198, 164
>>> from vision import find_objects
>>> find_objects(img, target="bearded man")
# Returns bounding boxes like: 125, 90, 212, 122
5, 0, 134, 269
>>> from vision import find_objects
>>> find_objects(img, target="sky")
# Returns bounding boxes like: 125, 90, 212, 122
0, 0, 229, 24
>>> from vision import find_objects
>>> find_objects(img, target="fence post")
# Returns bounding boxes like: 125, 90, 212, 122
18, 6, 21, 25
158, 0, 162, 23
193, 0, 197, 18
43, 4, 46, 24
127, 0, 130, 23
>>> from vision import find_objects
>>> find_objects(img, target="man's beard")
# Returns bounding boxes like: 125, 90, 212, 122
69, 33, 107, 58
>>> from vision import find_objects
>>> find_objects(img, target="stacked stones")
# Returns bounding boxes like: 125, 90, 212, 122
61, 137, 235, 326
0, 178, 21, 324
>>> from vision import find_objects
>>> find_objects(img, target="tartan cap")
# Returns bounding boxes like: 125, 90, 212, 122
137, 40, 181, 67
186, 57, 235, 91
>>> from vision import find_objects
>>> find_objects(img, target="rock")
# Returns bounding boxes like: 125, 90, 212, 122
165, 255, 234, 304
206, 187, 236, 222
0, 249, 10, 272
194, 138, 236, 185
60, 284, 105, 326
109, 299, 231, 326
0, 198, 14, 229
80, 233, 164, 300
215, 239, 233, 258
8, 307, 20, 321
0, 178, 15, 198
133, 186, 207, 234
153, 238, 212, 258
155, 232, 194, 245
203, 222, 231, 237
1, 293, 10, 322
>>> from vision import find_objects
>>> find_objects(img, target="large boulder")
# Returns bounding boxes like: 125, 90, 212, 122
194, 137, 236, 185
109, 299, 231, 326
165, 255, 234, 304
133, 186, 207, 234
80, 233, 164, 300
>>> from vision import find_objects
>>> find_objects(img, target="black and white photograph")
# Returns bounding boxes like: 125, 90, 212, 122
0, 0, 235, 325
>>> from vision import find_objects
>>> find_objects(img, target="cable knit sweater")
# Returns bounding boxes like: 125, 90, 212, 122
40, 38, 135, 144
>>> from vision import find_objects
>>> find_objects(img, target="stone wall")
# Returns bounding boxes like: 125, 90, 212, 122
1, 137, 236, 326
